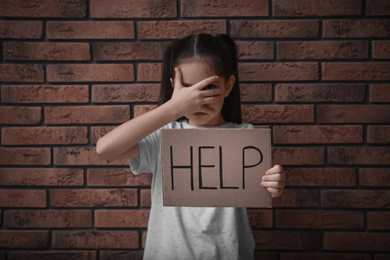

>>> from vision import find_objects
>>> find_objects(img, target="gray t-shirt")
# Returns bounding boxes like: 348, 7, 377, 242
130, 120, 255, 260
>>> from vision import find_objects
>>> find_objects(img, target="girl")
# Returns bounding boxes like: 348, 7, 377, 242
96, 33, 285, 259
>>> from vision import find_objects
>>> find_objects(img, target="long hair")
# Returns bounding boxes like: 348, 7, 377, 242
158, 33, 242, 124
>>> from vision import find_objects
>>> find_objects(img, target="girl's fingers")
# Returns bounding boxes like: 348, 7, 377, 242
194, 75, 219, 90
262, 180, 285, 189
265, 164, 284, 175
266, 188, 284, 198
262, 173, 285, 182
173, 67, 183, 89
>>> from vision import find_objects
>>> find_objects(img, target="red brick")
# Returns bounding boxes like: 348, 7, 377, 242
0, 148, 50, 165
134, 105, 157, 117
9, 251, 96, 260
137, 63, 162, 82
1, 85, 89, 103
2, 127, 88, 145
370, 84, 390, 102
328, 146, 390, 165
253, 231, 320, 250
0, 252, 4, 260
0, 168, 84, 186
240, 84, 272, 102
138, 20, 226, 39
323, 62, 390, 81
0, 231, 48, 248
91, 126, 115, 144
239, 62, 318, 81
324, 232, 390, 251
273, 125, 363, 144
275, 83, 365, 102
272, 147, 324, 165
94, 42, 167, 61
323, 19, 390, 38
322, 190, 390, 208
100, 251, 143, 260
366, 0, 390, 16
0, 0, 86, 17
254, 252, 278, 260
236, 41, 274, 60
4, 42, 90, 61
280, 253, 370, 260
47, 64, 134, 82
231, 20, 319, 38
181, 0, 268, 17
242, 105, 314, 124
90, 0, 176, 18
317, 105, 390, 123
373, 41, 390, 59
375, 255, 390, 260
50, 189, 137, 207
95, 210, 149, 227
273, 0, 362, 17
53, 230, 138, 249
45, 105, 130, 125
0, 190, 46, 207
92, 84, 160, 103
285, 168, 356, 187
272, 189, 318, 207
47, 21, 134, 39
360, 168, 390, 187
367, 125, 390, 144
0, 21, 43, 39
0, 64, 44, 82
367, 212, 390, 230
141, 189, 151, 207
278, 41, 368, 60
247, 209, 273, 228
87, 169, 152, 187
53, 147, 128, 166
142, 231, 147, 248
0, 106, 41, 125
276, 210, 363, 229
5, 210, 92, 228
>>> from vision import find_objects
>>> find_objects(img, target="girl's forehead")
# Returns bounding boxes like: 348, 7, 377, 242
178, 59, 216, 84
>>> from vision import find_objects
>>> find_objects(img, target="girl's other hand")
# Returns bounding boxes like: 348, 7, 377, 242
169, 67, 222, 117
261, 165, 285, 198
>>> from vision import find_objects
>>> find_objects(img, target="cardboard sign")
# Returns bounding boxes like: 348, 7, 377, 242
161, 128, 272, 208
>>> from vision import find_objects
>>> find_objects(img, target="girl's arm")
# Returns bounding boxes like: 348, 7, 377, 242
96, 68, 221, 161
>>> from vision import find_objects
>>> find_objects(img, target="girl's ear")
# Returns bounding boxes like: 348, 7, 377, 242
170, 78, 174, 88
225, 75, 235, 97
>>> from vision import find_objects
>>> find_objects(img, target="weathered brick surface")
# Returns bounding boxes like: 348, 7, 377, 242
50, 189, 137, 207
275, 83, 366, 102
1, 85, 89, 103
95, 210, 150, 227
231, 20, 319, 38
4, 42, 90, 61
5, 210, 92, 228
47, 21, 135, 39
53, 231, 139, 249
276, 210, 363, 229
278, 41, 368, 60
181, 0, 269, 17
239, 62, 319, 81
47, 64, 134, 82
273, 125, 363, 144
90, 0, 177, 18
0, 21, 43, 39
1, 0, 389, 258
2, 127, 88, 145
0, 168, 84, 186
92, 84, 160, 103
0, 0, 86, 18
370, 84, 390, 103
273, 0, 362, 17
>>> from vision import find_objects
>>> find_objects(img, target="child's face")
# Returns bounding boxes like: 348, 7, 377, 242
177, 59, 235, 126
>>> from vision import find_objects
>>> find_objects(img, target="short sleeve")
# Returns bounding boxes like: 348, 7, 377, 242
129, 129, 161, 175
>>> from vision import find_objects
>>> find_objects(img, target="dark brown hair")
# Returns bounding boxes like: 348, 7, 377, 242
158, 33, 242, 124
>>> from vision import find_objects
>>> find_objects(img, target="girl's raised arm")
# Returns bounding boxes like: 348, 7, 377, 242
96, 68, 221, 161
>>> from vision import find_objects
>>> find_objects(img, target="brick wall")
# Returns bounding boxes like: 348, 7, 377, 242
0, 0, 389, 259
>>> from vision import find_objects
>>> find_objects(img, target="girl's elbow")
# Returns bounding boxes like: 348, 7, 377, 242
96, 139, 110, 160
